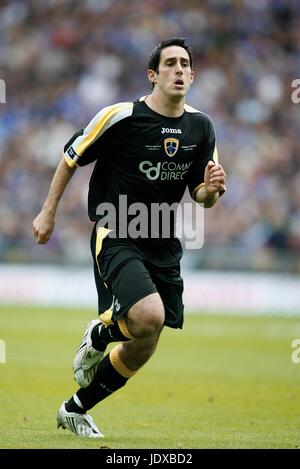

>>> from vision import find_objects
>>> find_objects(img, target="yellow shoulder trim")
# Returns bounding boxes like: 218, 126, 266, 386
184, 103, 200, 113
75, 102, 133, 157
213, 146, 219, 164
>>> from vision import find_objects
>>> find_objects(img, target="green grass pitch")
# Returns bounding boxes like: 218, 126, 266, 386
0, 305, 300, 449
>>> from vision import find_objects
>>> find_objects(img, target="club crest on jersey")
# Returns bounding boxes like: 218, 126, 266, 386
164, 138, 179, 157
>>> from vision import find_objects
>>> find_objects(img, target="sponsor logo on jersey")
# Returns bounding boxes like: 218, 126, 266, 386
164, 138, 179, 157
139, 160, 192, 181
161, 127, 182, 134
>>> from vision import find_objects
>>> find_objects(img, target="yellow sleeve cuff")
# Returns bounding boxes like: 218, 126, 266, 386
63, 152, 78, 168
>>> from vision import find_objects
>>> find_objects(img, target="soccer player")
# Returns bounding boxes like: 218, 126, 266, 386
33, 37, 226, 438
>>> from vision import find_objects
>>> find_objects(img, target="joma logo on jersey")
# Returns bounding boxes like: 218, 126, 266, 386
161, 128, 182, 134
164, 138, 179, 157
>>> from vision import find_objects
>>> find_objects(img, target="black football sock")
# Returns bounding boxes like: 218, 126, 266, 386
91, 318, 133, 352
75, 345, 136, 411
65, 394, 86, 414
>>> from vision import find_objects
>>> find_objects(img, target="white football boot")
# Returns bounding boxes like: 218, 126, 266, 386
73, 319, 105, 388
57, 401, 103, 438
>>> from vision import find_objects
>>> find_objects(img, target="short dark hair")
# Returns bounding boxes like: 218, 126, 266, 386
148, 37, 193, 73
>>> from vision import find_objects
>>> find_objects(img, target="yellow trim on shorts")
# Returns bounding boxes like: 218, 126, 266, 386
94, 226, 112, 318
99, 308, 114, 326
95, 226, 111, 270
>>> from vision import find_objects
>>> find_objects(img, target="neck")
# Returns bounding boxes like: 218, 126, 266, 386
145, 90, 185, 118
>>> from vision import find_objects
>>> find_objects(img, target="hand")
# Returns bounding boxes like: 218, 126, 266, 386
33, 209, 55, 244
204, 161, 226, 195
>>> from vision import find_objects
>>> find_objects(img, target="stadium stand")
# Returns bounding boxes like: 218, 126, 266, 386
0, 0, 299, 272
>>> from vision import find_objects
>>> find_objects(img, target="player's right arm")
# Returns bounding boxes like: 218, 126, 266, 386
33, 102, 133, 244
33, 157, 76, 244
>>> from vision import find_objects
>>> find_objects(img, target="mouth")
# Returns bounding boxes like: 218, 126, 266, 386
174, 79, 184, 87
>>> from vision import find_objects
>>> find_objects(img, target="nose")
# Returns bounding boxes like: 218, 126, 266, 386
175, 61, 183, 74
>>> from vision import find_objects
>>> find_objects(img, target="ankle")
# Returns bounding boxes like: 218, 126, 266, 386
91, 323, 107, 351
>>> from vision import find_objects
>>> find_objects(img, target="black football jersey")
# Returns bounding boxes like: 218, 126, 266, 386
63, 97, 219, 237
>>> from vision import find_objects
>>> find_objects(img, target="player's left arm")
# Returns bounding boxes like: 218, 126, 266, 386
194, 161, 226, 208
188, 113, 226, 208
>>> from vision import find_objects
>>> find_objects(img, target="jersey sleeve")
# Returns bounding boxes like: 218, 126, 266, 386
187, 114, 219, 200
63, 102, 133, 168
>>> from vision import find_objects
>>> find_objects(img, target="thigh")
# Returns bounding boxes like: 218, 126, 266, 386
102, 253, 158, 323
148, 262, 184, 329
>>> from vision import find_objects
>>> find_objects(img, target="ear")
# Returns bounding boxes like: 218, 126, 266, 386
190, 69, 194, 84
148, 69, 157, 85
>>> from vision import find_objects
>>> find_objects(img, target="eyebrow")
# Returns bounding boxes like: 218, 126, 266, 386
163, 56, 190, 63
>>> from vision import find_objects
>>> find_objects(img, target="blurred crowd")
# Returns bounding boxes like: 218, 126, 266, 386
0, 0, 300, 271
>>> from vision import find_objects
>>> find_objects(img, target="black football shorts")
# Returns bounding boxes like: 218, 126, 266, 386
90, 225, 184, 329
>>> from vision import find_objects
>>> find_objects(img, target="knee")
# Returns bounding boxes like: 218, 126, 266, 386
139, 306, 164, 338
127, 294, 165, 339
123, 339, 158, 369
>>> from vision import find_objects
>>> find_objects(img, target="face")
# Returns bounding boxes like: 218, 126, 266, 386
148, 45, 194, 98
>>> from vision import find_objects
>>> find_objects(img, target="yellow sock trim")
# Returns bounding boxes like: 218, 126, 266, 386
117, 318, 135, 340
109, 345, 136, 379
